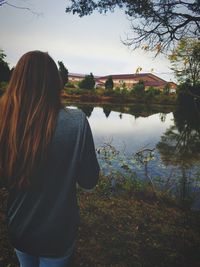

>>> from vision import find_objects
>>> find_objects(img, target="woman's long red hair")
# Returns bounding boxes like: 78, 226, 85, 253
0, 51, 62, 188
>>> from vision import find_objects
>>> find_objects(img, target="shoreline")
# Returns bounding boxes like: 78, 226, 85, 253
61, 92, 177, 106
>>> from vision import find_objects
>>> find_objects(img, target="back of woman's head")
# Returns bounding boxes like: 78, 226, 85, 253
0, 51, 62, 188
9, 50, 61, 106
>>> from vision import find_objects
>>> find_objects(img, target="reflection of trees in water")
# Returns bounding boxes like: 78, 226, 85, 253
65, 102, 175, 119
157, 97, 200, 200
159, 113, 166, 122
77, 105, 94, 118
101, 104, 173, 120
103, 108, 111, 118
127, 105, 174, 119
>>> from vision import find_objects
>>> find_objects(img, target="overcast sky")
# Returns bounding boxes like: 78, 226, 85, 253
0, 0, 175, 81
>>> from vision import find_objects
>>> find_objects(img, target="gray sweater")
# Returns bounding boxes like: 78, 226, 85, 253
6, 108, 100, 257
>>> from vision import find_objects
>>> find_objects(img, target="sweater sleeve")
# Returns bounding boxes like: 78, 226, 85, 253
77, 113, 100, 189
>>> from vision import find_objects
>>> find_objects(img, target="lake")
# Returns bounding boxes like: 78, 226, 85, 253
66, 102, 175, 153
66, 101, 200, 208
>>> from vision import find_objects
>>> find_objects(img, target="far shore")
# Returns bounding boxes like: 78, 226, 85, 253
61, 91, 177, 106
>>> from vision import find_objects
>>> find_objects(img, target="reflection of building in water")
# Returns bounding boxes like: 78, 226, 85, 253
68, 72, 177, 92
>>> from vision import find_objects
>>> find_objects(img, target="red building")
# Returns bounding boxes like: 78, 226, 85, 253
68, 72, 177, 92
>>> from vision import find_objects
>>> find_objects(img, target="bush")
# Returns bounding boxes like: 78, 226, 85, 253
95, 88, 105, 96
58, 61, 68, 86
65, 88, 83, 95
0, 51, 11, 83
103, 90, 115, 96
132, 80, 145, 96
78, 73, 95, 90
146, 86, 160, 96
105, 76, 114, 90
0, 82, 8, 96
163, 83, 170, 95
120, 88, 129, 96
64, 82, 76, 88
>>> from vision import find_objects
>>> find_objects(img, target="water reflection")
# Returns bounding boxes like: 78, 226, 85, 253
66, 101, 200, 206
66, 102, 174, 154
75, 104, 94, 117
69, 103, 175, 119
159, 113, 166, 123
157, 97, 200, 205
103, 107, 111, 118
97, 111, 172, 154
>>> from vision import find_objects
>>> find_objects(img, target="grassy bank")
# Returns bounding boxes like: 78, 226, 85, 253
61, 88, 177, 106
1, 181, 200, 267
0, 83, 177, 106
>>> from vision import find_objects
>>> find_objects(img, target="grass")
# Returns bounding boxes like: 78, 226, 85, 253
0, 179, 200, 267
62, 87, 177, 106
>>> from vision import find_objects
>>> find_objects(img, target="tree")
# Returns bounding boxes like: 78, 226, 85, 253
0, 0, 6, 6
0, 49, 5, 61
0, 49, 10, 83
169, 38, 200, 86
77, 105, 94, 117
163, 83, 171, 95
103, 107, 111, 118
58, 61, 68, 87
0, 0, 42, 15
157, 95, 200, 168
66, 0, 200, 52
145, 86, 160, 96
132, 80, 145, 96
157, 101, 200, 200
105, 76, 114, 90
79, 73, 95, 90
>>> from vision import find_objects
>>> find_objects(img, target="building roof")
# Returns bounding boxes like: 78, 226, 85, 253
68, 73, 85, 78
68, 73, 99, 79
99, 73, 167, 82
68, 72, 175, 87
144, 80, 167, 87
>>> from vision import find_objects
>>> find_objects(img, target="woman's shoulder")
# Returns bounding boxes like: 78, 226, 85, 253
62, 107, 85, 117
58, 107, 86, 125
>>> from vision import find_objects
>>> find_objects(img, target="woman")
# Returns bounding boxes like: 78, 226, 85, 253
0, 51, 99, 267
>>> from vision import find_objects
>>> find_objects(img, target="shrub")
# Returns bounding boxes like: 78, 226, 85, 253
65, 82, 76, 88
105, 76, 114, 90
78, 73, 95, 90
0, 82, 7, 96
146, 86, 160, 96
104, 90, 115, 96
58, 61, 68, 86
65, 88, 83, 95
163, 83, 170, 95
95, 88, 105, 96
132, 80, 145, 96
120, 88, 129, 96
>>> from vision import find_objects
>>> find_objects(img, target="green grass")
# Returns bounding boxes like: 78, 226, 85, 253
0, 182, 200, 267
63, 87, 177, 105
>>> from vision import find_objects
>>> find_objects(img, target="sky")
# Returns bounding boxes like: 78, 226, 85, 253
88, 108, 174, 153
0, 0, 175, 82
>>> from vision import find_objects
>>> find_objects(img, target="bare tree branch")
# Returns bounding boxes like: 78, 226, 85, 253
0, 0, 6, 6
66, 0, 200, 53
0, 0, 42, 16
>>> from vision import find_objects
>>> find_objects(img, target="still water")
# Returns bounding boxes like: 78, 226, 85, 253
87, 108, 173, 154
66, 102, 200, 207
66, 103, 174, 154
